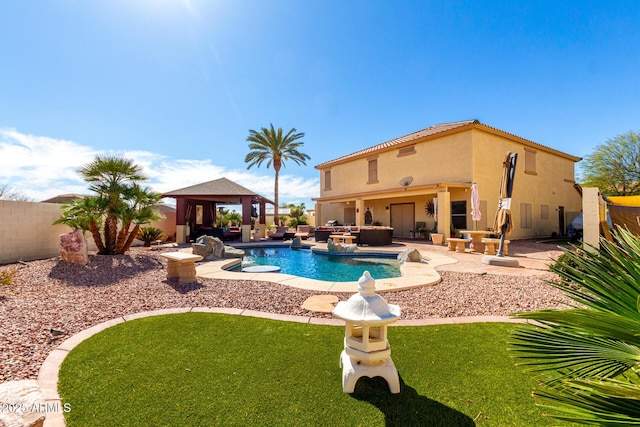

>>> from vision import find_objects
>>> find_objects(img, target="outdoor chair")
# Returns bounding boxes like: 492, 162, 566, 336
294, 225, 311, 240
269, 226, 289, 240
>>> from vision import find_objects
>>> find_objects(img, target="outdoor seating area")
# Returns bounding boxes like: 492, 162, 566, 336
269, 226, 295, 240
314, 226, 393, 246
482, 238, 510, 255
446, 237, 472, 253
294, 225, 311, 240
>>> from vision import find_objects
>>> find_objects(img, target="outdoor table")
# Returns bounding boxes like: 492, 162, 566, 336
459, 230, 491, 253
330, 234, 356, 244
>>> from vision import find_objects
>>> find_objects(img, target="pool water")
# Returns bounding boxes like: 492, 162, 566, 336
232, 248, 401, 282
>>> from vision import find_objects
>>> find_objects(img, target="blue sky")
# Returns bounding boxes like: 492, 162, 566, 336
1, 0, 639, 206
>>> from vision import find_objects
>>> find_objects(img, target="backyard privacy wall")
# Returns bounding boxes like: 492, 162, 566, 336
0, 200, 176, 265
0, 200, 75, 264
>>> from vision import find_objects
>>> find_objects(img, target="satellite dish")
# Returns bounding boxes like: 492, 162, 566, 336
399, 176, 413, 190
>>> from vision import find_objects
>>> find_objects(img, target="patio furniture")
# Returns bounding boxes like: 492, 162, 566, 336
329, 234, 357, 245
482, 238, 510, 255
410, 222, 427, 239
160, 252, 203, 283
459, 230, 491, 253
358, 227, 393, 246
269, 226, 290, 240
294, 225, 311, 240
446, 237, 471, 253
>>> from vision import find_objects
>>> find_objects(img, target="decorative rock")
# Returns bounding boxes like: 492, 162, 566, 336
397, 248, 422, 264
191, 236, 226, 259
222, 247, 245, 259
59, 230, 88, 265
191, 243, 209, 258
327, 240, 357, 253
0, 380, 46, 427
290, 236, 302, 249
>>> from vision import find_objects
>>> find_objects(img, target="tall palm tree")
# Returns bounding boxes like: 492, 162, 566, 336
509, 227, 640, 424
245, 124, 310, 212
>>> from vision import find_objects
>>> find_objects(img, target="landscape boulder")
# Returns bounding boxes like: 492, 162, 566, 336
191, 236, 243, 260
397, 248, 423, 264
0, 380, 46, 427
290, 236, 302, 249
59, 230, 88, 265
327, 239, 357, 253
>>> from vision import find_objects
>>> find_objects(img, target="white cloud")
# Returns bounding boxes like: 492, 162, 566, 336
0, 128, 320, 205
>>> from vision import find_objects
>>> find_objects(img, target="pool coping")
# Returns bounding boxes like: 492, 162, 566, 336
38, 307, 529, 427
193, 245, 459, 292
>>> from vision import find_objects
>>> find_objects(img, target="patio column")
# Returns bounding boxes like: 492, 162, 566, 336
437, 191, 451, 238
175, 198, 188, 244
355, 199, 365, 227
241, 197, 252, 242
254, 200, 267, 240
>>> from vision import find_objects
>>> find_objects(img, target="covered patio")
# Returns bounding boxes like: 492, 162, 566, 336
162, 177, 274, 244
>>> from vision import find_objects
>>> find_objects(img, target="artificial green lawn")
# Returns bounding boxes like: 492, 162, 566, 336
58, 313, 576, 426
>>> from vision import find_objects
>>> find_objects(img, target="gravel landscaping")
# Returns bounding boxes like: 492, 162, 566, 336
1, 244, 572, 382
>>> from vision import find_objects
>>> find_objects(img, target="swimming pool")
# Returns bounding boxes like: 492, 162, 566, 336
231, 247, 401, 282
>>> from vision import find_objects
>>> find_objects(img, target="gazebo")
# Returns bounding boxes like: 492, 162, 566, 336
162, 177, 274, 244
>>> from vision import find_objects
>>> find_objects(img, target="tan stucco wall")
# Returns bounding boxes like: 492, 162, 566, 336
0, 200, 75, 264
316, 126, 582, 239
0, 200, 176, 264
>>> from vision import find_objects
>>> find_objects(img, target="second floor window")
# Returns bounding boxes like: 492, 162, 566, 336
368, 159, 378, 183
324, 170, 332, 190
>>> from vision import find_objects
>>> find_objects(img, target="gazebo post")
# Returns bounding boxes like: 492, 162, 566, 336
175, 198, 188, 244
241, 197, 252, 242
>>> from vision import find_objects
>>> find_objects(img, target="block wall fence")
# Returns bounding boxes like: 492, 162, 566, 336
0, 200, 175, 265
0, 200, 76, 264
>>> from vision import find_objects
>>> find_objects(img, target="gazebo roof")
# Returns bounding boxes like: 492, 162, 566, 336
162, 177, 274, 205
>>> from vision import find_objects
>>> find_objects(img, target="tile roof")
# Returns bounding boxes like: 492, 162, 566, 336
162, 177, 265, 198
315, 120, 477, 169
315, 119, 580, 169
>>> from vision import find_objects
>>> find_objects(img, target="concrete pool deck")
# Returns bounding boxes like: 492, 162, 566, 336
191, 238, 561, 293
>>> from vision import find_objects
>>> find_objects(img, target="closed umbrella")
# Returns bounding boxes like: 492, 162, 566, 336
471, 183, 481, 230
492, 152, 518, 256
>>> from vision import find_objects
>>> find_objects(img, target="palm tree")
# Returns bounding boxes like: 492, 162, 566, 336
78, 155, 148, 254
245, 124, 310, 212
508, 227, 640, 424
56, 155, 161, 255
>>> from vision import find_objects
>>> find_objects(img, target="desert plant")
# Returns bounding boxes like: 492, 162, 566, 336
136, 226, 164, 247
509, 227, 640, 424
0, 266, 17, 285
54, 156, 162, 255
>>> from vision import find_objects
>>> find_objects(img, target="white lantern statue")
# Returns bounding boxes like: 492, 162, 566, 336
332, 271, 401, 393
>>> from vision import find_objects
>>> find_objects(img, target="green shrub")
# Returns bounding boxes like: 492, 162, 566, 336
136, 227, 164, 247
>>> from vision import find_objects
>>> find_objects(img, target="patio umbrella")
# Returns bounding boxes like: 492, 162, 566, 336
471, 183, 481, 230
492, 152, 518, 256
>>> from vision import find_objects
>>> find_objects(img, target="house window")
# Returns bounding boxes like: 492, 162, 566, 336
540, 204, 549, 220
368, 158, 378, 183
324, 170, 332, 190
524, 148, 537, 175
451, 201, 467, 231
397, 145, 416, 157
521, 203, 532, 228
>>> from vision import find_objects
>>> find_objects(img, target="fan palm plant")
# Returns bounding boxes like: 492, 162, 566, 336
245, 124, 310, 212
509, 227, 640, 425
56, 155, 161, 255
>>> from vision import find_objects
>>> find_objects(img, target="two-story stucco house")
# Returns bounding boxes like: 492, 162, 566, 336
313, 120, 582, 240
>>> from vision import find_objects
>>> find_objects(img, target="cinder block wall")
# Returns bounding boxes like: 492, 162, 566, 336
0, 200, 175, 264
0, 200, 74, 264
